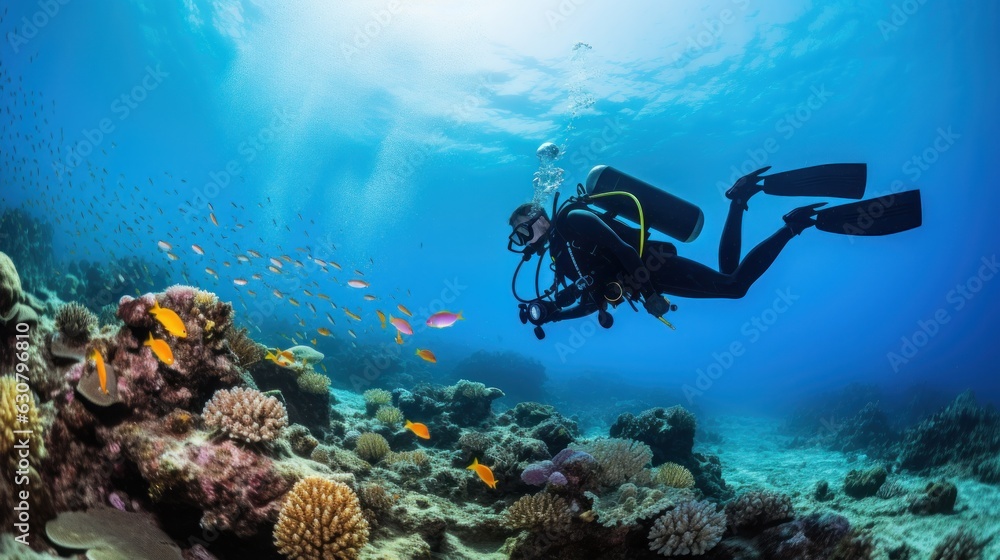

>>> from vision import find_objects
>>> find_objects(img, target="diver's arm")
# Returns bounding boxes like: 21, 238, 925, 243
562, 210, 650, 291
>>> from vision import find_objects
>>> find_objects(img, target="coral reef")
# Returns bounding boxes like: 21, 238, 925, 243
296, 371, 331, 394
830, 401, 898, 459
930, 529, 990, 560
273, 476, 369, 560
375, 405, 404, 426
610, 406, 696, 465
45, 507, 183, 559
647, 499, 726, 556
726, 489, 795, 533
504, 492, 575, 531
843, 465, 888, 499
572, 437, 652, 488
445, 379, 505, 426
654, 462, 695, 489
249, 359, 332, 435
0, 251, 39, 329
53, 302, 97, 346
897, 391, 1000, 474
203, 387, 288, 443
908, 480, 957, 515
355, 432, 391, 463
585, 483, 686, 528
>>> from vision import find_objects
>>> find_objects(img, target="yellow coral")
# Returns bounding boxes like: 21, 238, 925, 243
504, 493, 574, 531
375, 405, 404, 426
297, 372, 331, 394
362, 389, 392, 407
384, 450, 429, 468
193, 290, 218, 308
355, 433, 390, 463
0, 376, 45, 462
274, 476, 369, 560
656, 462, 695, 489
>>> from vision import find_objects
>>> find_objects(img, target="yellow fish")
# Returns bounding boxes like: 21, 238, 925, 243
144, 333, 174, 365
467, 458, 497, 489
376, 310, 387, 329
395, 330, 403, 345
344, 309, 361, 321
317, 327, 331, 336
149, 301, 187, 338
397, 304, 412, 317
89, 349, 110, 394
265, 349, 295, 368
415, 348, 437, 363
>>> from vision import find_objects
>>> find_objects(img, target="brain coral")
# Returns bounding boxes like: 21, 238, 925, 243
202, 387, 288, 443
273, 476, 369, 560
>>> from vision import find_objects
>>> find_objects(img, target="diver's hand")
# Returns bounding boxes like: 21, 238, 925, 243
643, 294, 670, 318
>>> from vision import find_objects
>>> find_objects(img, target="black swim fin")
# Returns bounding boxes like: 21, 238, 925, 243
763, 163, 867, 200
814, 190, 922, 236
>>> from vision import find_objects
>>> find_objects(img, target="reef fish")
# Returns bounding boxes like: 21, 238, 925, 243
376, 310, 386, 329
467, 458, 497, 489
149, 301, 187, 337
404, 420, 430, 439
395, 330, 403, 345
265, 349, 295, 368
89, 349, 110, 394
397, 304, 412, 317
347, 279, 369, 289
317, 327, 331, 336
415, 348, 436, 363
426, 311, 464, 328
144, 333, 174, 365
344, 309, 361, 321
191, 244, 205, 255
389, 315, 412, 335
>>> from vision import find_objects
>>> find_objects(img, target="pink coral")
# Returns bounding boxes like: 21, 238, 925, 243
203, 387, 288, 443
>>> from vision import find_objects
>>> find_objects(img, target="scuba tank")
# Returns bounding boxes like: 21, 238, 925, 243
584, 165, 704, 243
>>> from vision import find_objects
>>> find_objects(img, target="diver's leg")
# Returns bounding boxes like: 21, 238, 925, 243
718, 201, 744, 275
655, 226, 796, 299
720, 167, 771, 274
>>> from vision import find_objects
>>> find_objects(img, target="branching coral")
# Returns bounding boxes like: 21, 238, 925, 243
572, 437, 652, 487
648, 499, 726, 556
355, 432, 390, 463
225, 326, 265, 369
504, 492, 574, 531
363, 388, 392, 407
725, 489, 794, 532
54, 302, 98, 346
375, 405, 404, 426
930, 529, 990, 560
656, 463, 695, 489
384, 450, 429, 468
585, 483, 687, 528
273, 476, 369, 560
202, 387, 288, 443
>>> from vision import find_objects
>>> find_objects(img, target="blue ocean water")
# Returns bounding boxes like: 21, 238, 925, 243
2, 0, 998, 418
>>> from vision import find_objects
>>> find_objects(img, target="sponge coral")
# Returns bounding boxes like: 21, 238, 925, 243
203, 387, 288, 443
54, 302, 98, 346
648, 499, 726, 556
273, 476, 369, 560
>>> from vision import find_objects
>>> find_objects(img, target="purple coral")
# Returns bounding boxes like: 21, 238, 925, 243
521, 448, 598, 489
203, 387, 288, 443
522, 460, 556, 486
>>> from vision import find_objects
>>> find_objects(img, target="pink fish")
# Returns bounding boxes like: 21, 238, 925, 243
389, 315, 413, 335
347, 279, 369, 289
426, 311, 464, 328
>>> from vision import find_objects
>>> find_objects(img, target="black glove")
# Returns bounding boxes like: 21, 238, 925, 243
643, 294, 670, 318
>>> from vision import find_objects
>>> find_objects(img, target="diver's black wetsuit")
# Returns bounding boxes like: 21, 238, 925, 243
547, 199, 796, 320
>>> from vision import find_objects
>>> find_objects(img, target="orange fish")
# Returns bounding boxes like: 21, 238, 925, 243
404, 420, 430, 439
89, 348, 110, 394
311, 338, 318, 345
389, 315, 413, 335
210, 212, 219, 226
265, 349, 295, 367
149, 301, 187, 337
376, 310, 387, 329
191, 244, 205, 255
347, 279, 369, 289
144, 333, 174, 365
344, 309, 361, 321
415, 348, 436, 363
467, 458, 497, 489
397, 304, 412, 317
395, 330, 403, 345
317, 327, 331, 336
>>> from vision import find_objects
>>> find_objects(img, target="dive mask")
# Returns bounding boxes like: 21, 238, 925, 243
508, 214, 542, 248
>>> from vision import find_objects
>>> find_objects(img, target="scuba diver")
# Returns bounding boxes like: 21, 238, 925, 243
508, 161, 922, 339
